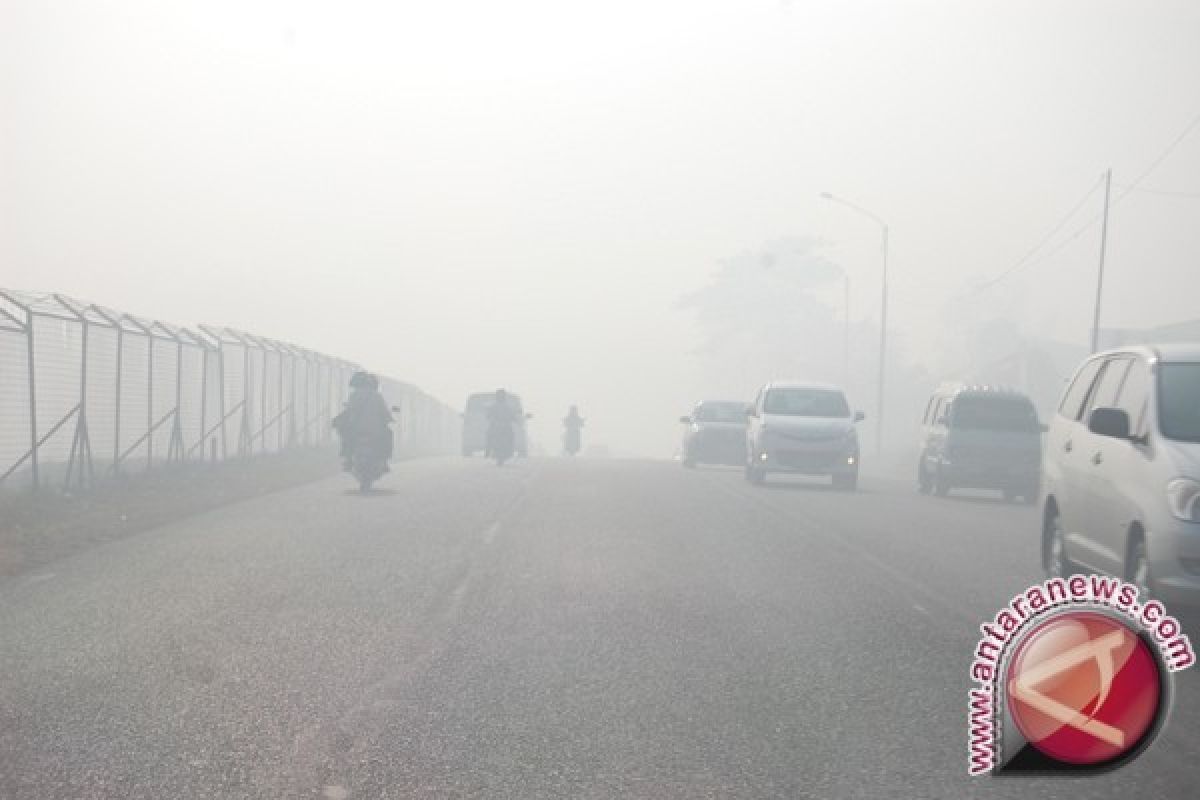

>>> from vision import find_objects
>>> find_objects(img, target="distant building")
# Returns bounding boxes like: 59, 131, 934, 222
1098, 319, 1200, 350
970, 319, 1200, 422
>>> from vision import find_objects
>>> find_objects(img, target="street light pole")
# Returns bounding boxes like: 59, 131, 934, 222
1090, 168, 1113, 353
843, 273, 851, 386
822, 192, 889, 456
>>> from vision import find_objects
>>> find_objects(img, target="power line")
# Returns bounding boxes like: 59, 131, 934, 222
1115, 183, 1200, 199
961, 176, 1104, 296
1115, 109, 1200, 199
965, 107, 1200, 297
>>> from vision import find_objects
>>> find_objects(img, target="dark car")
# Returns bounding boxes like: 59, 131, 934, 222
679, 401, 748, 467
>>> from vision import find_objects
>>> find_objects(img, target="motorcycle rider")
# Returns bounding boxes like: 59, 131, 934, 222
486, 388, 519, 460
332, 371, 394, 471
563, 405, 584, 455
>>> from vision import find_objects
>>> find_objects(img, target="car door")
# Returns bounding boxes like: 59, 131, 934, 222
1085, 355, 1152, 575
1047, 357, 1105, 556
1071, 356, 1130, 572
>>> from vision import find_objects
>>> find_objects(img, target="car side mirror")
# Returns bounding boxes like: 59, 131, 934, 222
1088, 407, 1131, 440
854, 411, 865, 422
679, 415, 692, 425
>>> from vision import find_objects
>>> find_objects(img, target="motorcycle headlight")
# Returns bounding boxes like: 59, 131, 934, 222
1166, 478, 1200, 522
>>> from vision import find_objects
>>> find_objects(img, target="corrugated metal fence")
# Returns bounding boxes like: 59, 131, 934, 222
0, 290, 459, 492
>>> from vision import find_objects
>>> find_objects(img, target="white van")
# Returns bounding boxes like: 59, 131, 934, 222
744, 381, 864, 490
1042, 345, 1200, 606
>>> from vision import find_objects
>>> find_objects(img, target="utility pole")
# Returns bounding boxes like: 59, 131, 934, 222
821, 192, 889, 456
1090, 168, 1113, 353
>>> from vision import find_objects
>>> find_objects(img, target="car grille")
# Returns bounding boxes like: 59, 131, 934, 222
775, 451, 841, 470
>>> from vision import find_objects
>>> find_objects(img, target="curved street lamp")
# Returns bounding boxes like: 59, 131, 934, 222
821, 192, 889, 456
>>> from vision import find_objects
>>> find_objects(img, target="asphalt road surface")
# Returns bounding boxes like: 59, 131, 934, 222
3, 457, 1199, 799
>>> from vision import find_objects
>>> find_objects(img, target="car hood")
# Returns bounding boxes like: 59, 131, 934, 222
762, 414, 854, 437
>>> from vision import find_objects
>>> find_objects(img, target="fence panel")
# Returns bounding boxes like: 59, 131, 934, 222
0, 290, 459, 493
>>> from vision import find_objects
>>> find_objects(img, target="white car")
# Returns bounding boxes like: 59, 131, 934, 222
745, 381, 864, 490
1042, 344, 1200, 607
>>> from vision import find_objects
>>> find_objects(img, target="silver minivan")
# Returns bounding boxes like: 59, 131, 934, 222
917, 384, 1043, 503
1042, 344, 1200, 607
744, 381, 864, 490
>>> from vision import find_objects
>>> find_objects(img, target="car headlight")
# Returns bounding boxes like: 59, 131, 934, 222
1166, 478, 1200, 522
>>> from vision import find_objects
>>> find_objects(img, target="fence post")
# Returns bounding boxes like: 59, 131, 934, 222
25, 308, 39, 490
113, 325, 123, 473
146, 331, 154, 468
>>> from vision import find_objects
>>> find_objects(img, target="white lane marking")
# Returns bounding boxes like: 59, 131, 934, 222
323, 786, 349, 800
913, 603, 929, 616
26, 572, 55, 584
483, 521, 501, 544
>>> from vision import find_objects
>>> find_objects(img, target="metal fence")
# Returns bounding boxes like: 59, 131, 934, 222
0, 290, 459, 492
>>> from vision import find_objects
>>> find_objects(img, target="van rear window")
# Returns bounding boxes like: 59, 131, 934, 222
951, 396, 1039, 432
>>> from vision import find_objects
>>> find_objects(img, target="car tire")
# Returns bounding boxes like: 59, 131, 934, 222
1044, 506, 1073, 579
682, 456, 697, 468
745, 463, 765, 486
933, 466, 951, 497
917, 459, 932, 494
833, 471, 858, 491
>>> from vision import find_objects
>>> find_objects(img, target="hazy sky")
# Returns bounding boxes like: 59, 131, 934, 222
3, 0, 1198, 454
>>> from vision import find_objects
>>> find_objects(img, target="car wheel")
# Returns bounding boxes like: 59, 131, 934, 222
933, 466, 951, 497
917, 460, 932, 494
1127, 533, 1152, 601
1044, 507, 1072, 579
745, 462, 765, 486
682, 457, 697, 468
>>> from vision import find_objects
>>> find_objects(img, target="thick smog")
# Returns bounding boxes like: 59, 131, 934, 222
2, 2, 1199, 798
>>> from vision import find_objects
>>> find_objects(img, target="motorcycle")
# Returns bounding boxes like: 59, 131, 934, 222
563, 426, 581, 456
487, 420, 516, 466
334, 404, 399, 493
349, 431, 389, 492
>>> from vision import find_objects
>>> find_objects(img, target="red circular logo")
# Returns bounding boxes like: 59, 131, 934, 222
1006, 611, 1162, 766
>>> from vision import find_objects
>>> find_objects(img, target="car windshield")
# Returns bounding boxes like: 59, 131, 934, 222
950, 396, 1039, 432
1158, 364, 1200, 442
695, 402, 746, 423
764, 388, 849, 417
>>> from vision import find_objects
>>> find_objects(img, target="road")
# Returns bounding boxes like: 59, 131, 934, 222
2, 457, 1198, 799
